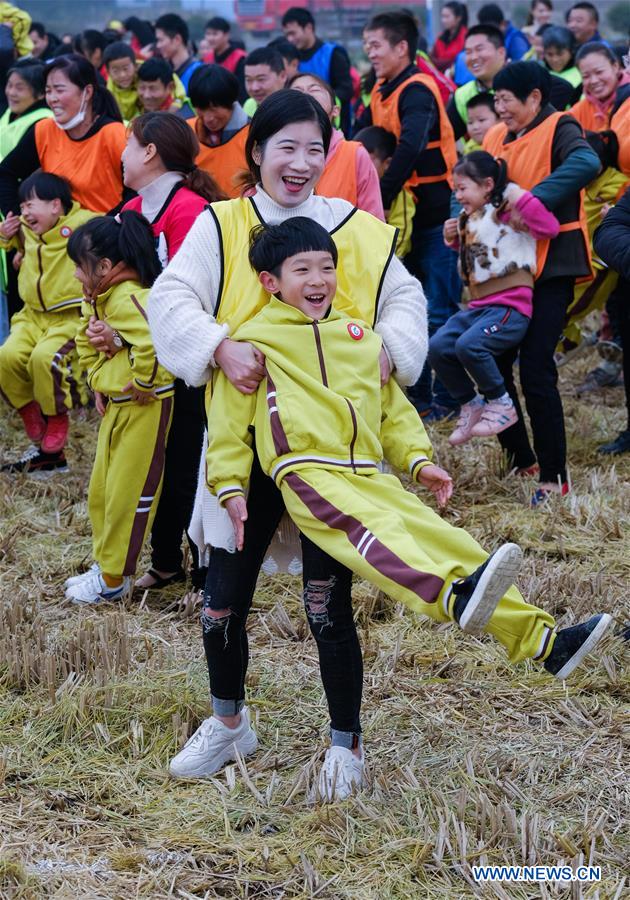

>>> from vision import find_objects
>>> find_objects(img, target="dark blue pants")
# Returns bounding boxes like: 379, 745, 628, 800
428, 305, 530, 404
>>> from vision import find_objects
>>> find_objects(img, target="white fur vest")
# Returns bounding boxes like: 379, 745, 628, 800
458, 199, 536, 300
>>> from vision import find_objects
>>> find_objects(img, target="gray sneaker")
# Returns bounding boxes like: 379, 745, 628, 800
576, 362, 623, 395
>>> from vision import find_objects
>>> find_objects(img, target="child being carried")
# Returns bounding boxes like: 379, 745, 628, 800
428, 150, 560, 446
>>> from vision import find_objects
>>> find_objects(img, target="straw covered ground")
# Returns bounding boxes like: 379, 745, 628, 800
0, 348, 629, 899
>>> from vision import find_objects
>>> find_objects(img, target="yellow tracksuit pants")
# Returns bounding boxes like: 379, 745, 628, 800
88, 396, 173, 577
280, 468, 556, 664
558, 264, 618, 353
0, 306, 82, 416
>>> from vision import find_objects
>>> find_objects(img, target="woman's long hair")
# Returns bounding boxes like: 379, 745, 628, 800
130, 113, 225, 203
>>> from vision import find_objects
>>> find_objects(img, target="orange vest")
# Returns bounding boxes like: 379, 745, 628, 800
34, 117, 126, 213
611, 98, 630, 176
190, 118, 249, 199
569, 96, 610, 132
315, 139, 359, 205
370, 72, 457, 190
483, 113, 591, 278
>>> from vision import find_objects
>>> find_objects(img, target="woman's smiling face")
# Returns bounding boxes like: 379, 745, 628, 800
257, 120, 326, 207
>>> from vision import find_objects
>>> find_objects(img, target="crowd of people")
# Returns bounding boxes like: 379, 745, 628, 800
0, 1, 627, 798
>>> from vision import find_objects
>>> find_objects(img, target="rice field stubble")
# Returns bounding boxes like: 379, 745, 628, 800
0, 354, 628, 899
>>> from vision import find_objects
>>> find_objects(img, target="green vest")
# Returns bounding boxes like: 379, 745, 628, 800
554, 65, 582, 90
454, 80, 491, 125
0, 104, 54, 162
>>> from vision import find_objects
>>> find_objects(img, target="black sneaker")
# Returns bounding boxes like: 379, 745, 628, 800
543, 614, 613, 679
598, 430, 630, 456
0, 446, 69, 476
451, 543, 523, 633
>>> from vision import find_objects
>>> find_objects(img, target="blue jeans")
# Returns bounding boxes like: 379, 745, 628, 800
404, 224, 461, 410
428, 305, 531, 404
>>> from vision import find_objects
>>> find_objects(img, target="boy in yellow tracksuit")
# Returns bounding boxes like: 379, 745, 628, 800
0, 173, 95, 474
206, 219, 612, 682
65, 212, 175, 605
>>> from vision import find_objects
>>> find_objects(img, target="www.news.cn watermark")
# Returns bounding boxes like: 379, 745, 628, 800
473, 865, 601, 883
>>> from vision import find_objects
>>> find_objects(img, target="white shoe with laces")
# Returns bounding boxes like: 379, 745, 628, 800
64, 563, 101, 589
317, 746, 365, 801
65, 571, 131, 604
169, 707, 258, 779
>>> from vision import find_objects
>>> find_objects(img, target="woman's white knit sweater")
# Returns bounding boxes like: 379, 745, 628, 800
148, 187, 427, 387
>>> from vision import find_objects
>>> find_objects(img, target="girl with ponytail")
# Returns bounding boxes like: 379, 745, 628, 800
65, 211, 175, 605
428, 150, 561, 447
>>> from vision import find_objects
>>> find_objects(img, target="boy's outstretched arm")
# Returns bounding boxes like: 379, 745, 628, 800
206, 368, 258, 511
380, 377, 453, 507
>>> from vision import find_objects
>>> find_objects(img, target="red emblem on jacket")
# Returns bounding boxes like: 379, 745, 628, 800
347, 323, 364, 340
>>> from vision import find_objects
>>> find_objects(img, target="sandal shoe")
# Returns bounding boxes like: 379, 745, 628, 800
135, 568, 186, 590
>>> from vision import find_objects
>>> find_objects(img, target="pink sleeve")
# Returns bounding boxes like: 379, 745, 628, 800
355, 144, 385, 221
513, 191, 560, 240
165, 192, 208, 258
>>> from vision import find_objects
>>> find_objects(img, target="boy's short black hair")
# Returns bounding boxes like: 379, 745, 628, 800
137, 58, 173, 86
245, 47, 285, 74
354, 125, 396, 161
155, 13, 188, 43
103, 41, 136, 68
478, 4, 505, 27
19, 172, 73, 215
267, 37, 299, 63
281, 7, 315, 29
189, 64, 239, 109
30, 21, 46, 38
365, 11, 419, 61
466, 92, 498, 114
249, 218, 338, 277
465, 24, 505, 49
206, 16, 230, 32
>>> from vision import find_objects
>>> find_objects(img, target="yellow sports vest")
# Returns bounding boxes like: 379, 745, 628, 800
207, 197, 398, 334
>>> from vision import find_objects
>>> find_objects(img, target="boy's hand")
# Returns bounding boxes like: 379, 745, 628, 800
214, 338, 266, 394
0, 211, 21, 239
443, 218, 458, 244
94, 391, 108, 416
87, 316, 119, 357
225, 495, 247, 551
121, 381, 157, 404
417, 464, 453, 508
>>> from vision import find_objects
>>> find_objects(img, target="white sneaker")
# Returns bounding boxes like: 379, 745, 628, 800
65, 571, 131, 605
169, 707, 258, 779
317, 746, 365, 801
64, 563, 101, 589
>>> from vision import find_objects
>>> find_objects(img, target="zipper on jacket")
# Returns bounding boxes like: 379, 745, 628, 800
311, 322, 328, 386
36, 243, 46, 311
345, 399, 358, 473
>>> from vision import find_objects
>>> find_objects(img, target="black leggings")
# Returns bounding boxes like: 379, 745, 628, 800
201, 454, 364, 740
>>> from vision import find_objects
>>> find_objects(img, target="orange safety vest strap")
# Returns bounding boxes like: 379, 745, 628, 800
611, 98, 630, 176
191, 120, 249, 199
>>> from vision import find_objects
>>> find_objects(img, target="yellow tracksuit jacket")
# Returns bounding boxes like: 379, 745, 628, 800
206, 298, 556, 664
0, 203, 95, 414
76, 282, 175, 577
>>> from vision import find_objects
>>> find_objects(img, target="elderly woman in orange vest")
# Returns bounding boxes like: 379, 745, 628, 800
187, 64, 249, 200
289, 72, 384, 219
483, 61, 600, 506
571, 43, 630, 132
0, 55, 126, 216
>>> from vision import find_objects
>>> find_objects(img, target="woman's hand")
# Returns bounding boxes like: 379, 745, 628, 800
417, 464, 453, 508
214, 338, 266, 394
87, 316, 119, 358
379, 347, 392, 385
225, 495, 248, 551
0, 211, 21, 239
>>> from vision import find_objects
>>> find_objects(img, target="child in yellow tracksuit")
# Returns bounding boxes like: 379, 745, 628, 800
65, 211, 175, 605
0, 173, 95, 474
206, 219, 612, 685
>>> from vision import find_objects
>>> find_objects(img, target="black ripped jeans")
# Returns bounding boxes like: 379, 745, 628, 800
202, 454, 364, 745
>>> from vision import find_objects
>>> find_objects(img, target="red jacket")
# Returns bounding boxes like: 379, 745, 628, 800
123, 184, 207, 263
431, 27, 467, 73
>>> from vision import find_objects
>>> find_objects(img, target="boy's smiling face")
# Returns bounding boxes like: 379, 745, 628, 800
259, 250, 337, 320
20, 195, 63, 235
